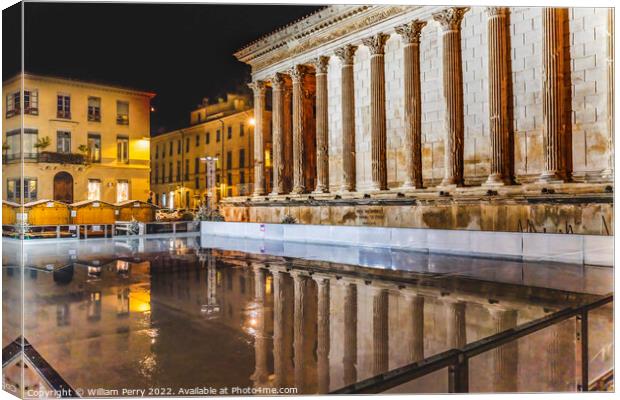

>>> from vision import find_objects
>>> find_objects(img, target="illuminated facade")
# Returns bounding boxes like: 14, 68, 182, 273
150, 93, 272, 209
2, 73, 154, 204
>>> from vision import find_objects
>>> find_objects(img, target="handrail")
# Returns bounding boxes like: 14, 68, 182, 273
331, 294, 613, 394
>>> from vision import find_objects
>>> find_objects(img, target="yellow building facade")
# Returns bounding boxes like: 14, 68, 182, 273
2, 73, 154, 205
150, 93, 271, 209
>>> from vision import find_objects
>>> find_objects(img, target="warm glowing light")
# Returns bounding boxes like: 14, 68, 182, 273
248, 117, 256, 126
130, 290, 152, 313
150, 107, 156, 112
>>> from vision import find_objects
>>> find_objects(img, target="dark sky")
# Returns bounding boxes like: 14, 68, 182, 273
3, 2, 322, 134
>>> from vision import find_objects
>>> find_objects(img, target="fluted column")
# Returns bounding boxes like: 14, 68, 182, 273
341, 281, 358, 386
291, 65, 307, 194
538, 8, 567, 183
314, 56, 330, 193
485, 7, 512, 186
433, 7, 469, 187
488, 307, 518, 392
249, 80, 266, 195
370, 286, 389, 375
335, 45, 358, 192
602, 9, 614, 180
313, 276, 331, 393
445, 299, 466, 349
270, 73, 286, 195
283, 86, 294, 193
404, 293, 425, 363
363, 33, 390, 191
396, 20, 427, 189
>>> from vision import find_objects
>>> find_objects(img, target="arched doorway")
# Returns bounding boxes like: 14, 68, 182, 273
53, 172, 74, 203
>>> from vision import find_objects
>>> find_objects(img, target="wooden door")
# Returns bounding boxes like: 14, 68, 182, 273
53, 172, 73, 203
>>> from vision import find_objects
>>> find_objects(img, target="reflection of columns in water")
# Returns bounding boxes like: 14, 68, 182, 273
548, 318, 575, 391
370, 286, 389, 375
445, 299, 466, 349
341, 281, 358, 386
272, 269, 294, 388
207, 252, 217, 307
313, 276, 331, 393
488, 307, 518, 392
251, 265, 269, 386
404, 293, 425, 363
292, 272, 309, 391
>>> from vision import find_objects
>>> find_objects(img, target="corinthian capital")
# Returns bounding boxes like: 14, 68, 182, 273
270, 73, 285, 91
314, 56, 330, 74
432, 7, 469, 31
362, 32, 390, 55
289, 64, 308, 84
486, 6, 508, 17
335, 44, 358, 65
395, 20, 427, 44
248, 80, 266, 95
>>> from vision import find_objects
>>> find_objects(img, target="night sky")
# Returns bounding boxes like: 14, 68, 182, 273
3, 2, 322, 134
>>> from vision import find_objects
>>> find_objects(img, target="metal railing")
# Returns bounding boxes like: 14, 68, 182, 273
2, 221, 200, 240
331, 294, 613, 394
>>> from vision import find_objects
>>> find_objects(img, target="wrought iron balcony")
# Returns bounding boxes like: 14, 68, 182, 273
38, 151, 85, 165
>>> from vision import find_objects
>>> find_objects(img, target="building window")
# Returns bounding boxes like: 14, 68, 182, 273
206, 131, 210, 144
227, 172, 232, 186
184, 159, 189, 181
116, 101, 129, 125
240, 171, 245, 184
176, 161, 181, 182
117, 136, 129, 163
240, 123, 244, 137
154, 164, 159, 184
6, 92, 20, 117
88, 97, 101, 122
177, 140, 181, 155
6, 178, 37, 202
169, 162, 173, 182
227, 151, 232, 170
216, 130, 220, 142
116, 180, 129, 203
87, 133, 101, 163
5, 129, 38, 161
155, 144, 159, 159
24, 90, 38, 115
195, 176, 199, 189
57, 94, 71, 119
88, 179, 101, 201
185, 137, 190, 153
57, 131, 71, 154
162, 193, 167, 208
162, 163, 166, 184
169, 142, 173, 156
195, 135, 200, 146
227, 126, 232, 139
239, 149, 245, 169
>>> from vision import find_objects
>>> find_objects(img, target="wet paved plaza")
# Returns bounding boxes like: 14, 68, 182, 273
2, 236, 613, 395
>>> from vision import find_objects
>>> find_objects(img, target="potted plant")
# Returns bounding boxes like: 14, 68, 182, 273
77, 144, 89, 164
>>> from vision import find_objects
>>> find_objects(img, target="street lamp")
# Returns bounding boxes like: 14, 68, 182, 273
200, 156, 219, 210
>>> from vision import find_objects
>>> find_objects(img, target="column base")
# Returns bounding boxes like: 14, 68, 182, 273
600, 169, 614, 182
339, 187, 356, 194
439, 177, 463, 188
312, 186, 329, 194
400, 183, 423, 191
536, 171, 565, 184
483, 174, 508, 187
290, 187, 306, 195
252, 191, 266, 198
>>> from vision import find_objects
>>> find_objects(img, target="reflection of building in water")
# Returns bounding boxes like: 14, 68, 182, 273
3, 241, 611, 394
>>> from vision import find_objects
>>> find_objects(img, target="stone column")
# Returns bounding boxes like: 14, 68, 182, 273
538, 8, 567, 183
370, 286, 389, 375
488, 307, 518, 392
270, 73, 286, 195
395, 20, 427, 189
433, 7, 469, 187
313, 276, 331, 393
292, 272, 309, 391
290, 65, 307, 194
602, 9, 614, 180
341, 281, 358, 386
445, 299, 466, 349
485, 7, 512, 186
404, 293, 425, 363
251, 265, 269, 385
335, 45, 358, 192
249, 80, 266, 195
363, 33, 390, 191
314, 56, 330, 193
283, 85, 294, 193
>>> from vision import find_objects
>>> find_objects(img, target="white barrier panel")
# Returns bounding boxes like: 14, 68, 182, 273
201, 221, 613, 267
